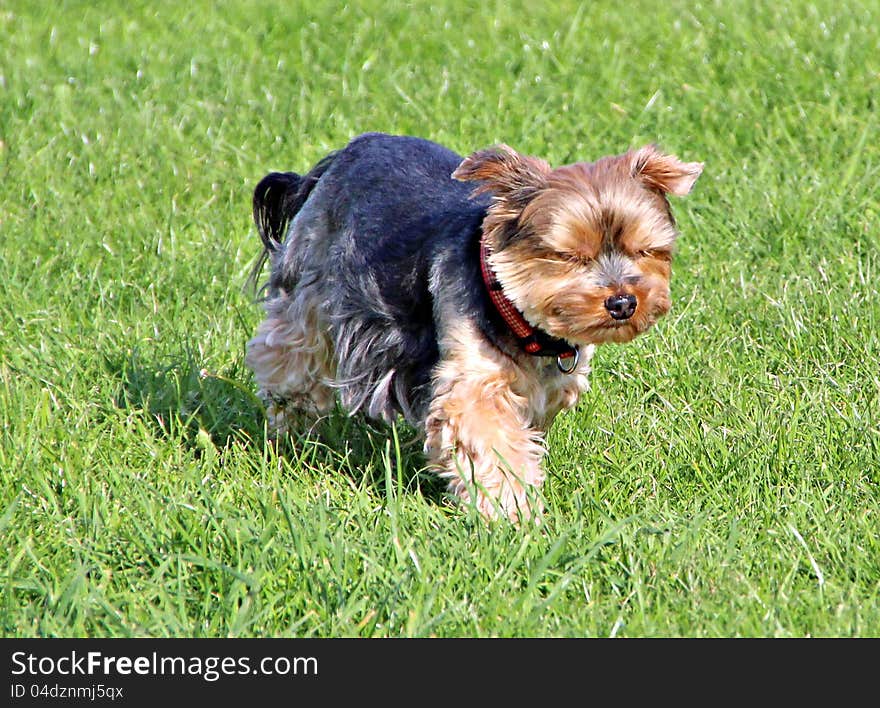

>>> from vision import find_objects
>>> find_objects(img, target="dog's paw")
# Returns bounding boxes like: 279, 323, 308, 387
453, 480, 544, 525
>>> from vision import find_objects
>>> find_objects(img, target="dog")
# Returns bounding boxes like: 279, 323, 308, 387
246, 132, 702, 522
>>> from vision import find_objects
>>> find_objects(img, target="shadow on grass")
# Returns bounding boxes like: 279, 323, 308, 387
106, 346, 445, 504
106, 345, 265, 452
280, 409, 447, 504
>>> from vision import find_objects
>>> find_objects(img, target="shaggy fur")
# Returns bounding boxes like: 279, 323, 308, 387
246, 132, 702, 522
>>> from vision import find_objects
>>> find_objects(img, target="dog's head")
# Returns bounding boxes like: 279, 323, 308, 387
453, 144, 702, 345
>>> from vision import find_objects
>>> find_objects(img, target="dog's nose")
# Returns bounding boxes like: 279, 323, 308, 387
604, 293, 637, 320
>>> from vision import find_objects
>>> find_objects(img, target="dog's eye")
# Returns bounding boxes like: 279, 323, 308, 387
564, 253, 594, 266
638, 249, 671, 261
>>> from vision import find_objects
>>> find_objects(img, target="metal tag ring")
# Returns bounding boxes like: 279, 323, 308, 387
556, 348, 579, 374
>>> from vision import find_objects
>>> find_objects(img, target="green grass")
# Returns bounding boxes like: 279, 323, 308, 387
1, 0, 879, 637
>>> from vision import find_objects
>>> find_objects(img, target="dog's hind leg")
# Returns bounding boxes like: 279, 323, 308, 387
247, 156, 342, 437
245, 287, 336, 437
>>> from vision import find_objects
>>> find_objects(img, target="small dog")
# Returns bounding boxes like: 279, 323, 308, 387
246, 132, 702, 522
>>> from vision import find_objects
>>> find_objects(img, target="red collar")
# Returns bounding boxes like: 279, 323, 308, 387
479, 238, 579, 372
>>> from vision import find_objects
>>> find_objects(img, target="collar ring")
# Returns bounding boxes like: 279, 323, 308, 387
556, 347, 579, 374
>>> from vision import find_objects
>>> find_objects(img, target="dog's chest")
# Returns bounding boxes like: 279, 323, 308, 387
518, 346, 595, 425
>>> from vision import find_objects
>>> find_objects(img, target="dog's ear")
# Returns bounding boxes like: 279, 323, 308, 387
631, 145, 703, 196
453, 145, 550, 207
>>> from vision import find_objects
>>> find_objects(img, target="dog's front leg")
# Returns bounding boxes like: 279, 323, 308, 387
423, 324, 546, 523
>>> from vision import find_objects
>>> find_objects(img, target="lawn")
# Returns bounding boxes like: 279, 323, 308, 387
1, 0, 878, 637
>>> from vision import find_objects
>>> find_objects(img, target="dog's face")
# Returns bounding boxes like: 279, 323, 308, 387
454, 144, 702, 345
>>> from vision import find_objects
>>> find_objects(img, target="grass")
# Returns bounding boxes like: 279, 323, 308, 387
1, 0, 879, 637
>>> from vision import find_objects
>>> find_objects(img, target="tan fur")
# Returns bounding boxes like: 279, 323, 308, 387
245, 291, 336, 435
424, 315, 593, 522
455, 145, 700, 349
632, 144, 703, 196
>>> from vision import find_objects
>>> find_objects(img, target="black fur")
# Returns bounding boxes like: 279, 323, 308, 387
251, 133, 522, 422
249, 153, 338, 293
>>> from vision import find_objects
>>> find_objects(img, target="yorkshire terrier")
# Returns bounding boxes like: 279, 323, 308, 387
246, 132, 702, 522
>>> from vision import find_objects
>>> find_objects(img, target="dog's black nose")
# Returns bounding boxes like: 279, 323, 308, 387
604, 293, 637, 320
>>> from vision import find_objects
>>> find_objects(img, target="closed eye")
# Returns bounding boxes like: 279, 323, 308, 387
637, 249, 672, 261
563, 252, 595, 266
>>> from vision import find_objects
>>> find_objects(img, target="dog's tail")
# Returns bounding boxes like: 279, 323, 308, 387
247, 151, 339, 293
